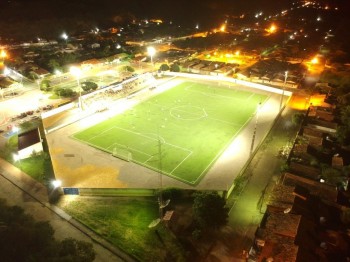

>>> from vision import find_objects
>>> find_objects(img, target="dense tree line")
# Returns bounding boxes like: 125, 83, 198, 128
0, 199, 95, 262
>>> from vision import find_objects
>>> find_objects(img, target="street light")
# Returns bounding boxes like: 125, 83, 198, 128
279, 71, 288, 110
13, 153, 21, 165
147, 46, 156, 67
250, 102, 262, 156
61, 32, 68, 44
52, 180, 62, 188
70, 66, 83, 109
0, 49, 7, 62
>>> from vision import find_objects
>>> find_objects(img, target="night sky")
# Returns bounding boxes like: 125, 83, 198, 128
0, 0, 349, 39
0, 0, 301, 23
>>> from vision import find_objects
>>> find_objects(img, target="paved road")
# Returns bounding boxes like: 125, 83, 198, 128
227, 105, 300, 258
0, 158, 134, 262
204, 103, 301, 261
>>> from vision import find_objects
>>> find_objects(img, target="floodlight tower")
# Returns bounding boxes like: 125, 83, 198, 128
70, 66, 83, 109
61, 32, 68, 44
147, 46, 156, 67
250, 102, 262, 156
279, 71, 288, 110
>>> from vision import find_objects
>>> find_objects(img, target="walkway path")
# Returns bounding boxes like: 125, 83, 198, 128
226, 105, 300, 259
0, 158, 135, 262
205, 102, 302, 261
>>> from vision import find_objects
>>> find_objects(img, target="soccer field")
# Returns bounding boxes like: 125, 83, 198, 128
73, 81, 269, 185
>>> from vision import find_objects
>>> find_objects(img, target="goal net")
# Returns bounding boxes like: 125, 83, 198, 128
112, 147, 132, 161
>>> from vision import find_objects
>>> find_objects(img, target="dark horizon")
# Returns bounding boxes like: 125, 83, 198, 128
0, 0, 349, 40
0, 0, 300, 24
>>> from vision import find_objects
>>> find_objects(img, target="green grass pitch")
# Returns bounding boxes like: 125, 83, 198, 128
73, 81, 268, 185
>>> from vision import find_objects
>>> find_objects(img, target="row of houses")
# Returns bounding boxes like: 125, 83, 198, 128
249, 104, 350, 261
237, 58, 306, 87
181, 59, 237, 76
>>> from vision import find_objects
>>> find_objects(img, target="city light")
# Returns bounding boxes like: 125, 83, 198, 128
266, 24, 277, 34
12, 126, 19, 133
70, 66, 83, 109
70, 66, 82, 77
311, 57, 319, 64
220, 24, 226, 32
147, 46, 156, 65
4, 67, 10, 76
0, 49, 7, 59
61, 32, 68, 40
52, 180, 62, 188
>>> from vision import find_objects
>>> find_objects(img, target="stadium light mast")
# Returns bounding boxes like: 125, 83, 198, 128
250, 102, 262, 156
148, 133, 170, 229
147, 46, 156, 67
279, 71, 288, 110
158, 137, 163, 220
70, 66, 83, 109
157, 134, 170, 219
0, 49, 7, 63
61, 32, 68, 44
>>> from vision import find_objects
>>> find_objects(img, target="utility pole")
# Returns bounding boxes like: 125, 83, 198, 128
250, 102, 262, 156
279, 71, 288, 110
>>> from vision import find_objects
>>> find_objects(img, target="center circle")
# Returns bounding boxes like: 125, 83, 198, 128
170, 105, 207, 120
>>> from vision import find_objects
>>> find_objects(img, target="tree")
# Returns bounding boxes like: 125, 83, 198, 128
170, 64, 180, 72
54, 87, 75, 97
59, 238, 95, 262
336, 105, 350, 145
192, 191, 228, 230
123, 65, 135, 72
159, 64, 170, 71
40, 79, 52, 91
292, 112, 305, 126
81, 81, 98, 92
48, 59, 61, 71
0, 199, 95, 261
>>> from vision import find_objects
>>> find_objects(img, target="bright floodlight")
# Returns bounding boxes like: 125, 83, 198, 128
61, 33, 68, 40
220, 24, 226, 32
13, 153, 20, 162
52, 180, 62, 188
147, 46, 156, 65
4, 67, 10, 76
269, 24, 277, 33
70, 66, 82, 77
311, 57, 319, 64
147, 46, 156, 57
0, 49, 7, 58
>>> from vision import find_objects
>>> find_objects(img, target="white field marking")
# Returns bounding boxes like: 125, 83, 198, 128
149, 94, 242, 127
245, 93, 255, 101
191, 111, 255, 185
206, 115, 242, 127
170, 106, 207, 120
110, 126, 196, 175
143, 155, 155, 164
112, 126, 192, 153
183, 82, 197, 91
106, 142, 152, 157
150, 101, 241, 127
142, 133, 166, 144
170, 150, 193, 175
186, 87, 243, 101
202, 108, 208, 117
86, 125, 116, 142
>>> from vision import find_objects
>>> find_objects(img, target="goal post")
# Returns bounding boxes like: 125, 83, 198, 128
112, 146, 132, 162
